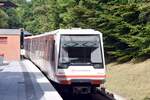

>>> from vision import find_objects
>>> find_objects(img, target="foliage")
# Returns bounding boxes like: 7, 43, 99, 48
0, 9, 9, 28
0, 0, 150, 62
143, 96, 150, 100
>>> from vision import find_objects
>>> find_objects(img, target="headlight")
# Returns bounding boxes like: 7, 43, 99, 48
93, 63, 103, 69
58, 63, 69, 69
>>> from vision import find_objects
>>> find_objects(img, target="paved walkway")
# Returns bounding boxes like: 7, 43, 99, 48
0, 60, 62, 100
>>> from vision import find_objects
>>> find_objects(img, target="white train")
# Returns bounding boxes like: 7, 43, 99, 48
24, 29, 106, 94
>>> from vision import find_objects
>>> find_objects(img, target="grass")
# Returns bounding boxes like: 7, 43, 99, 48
105, 59, 150, 100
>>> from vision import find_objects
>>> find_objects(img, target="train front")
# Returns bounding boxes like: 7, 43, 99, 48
56, 32, 106, 94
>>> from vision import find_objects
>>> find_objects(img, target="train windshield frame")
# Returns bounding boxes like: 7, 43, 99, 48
58, 34, 103, 68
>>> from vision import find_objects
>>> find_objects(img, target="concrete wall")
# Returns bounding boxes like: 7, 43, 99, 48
0, 35, 20, 61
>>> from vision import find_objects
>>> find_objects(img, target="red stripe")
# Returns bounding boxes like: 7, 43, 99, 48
56, 75, 106, 78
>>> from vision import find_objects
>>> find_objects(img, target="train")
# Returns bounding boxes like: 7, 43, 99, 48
24, 28, 106, 94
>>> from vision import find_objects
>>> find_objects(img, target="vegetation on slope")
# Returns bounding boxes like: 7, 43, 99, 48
105, 59, 150, 100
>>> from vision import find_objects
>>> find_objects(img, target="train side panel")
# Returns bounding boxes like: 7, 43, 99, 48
24, 34, 57, 81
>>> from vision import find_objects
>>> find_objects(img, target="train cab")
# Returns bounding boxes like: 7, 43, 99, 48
55, 29, 106, 94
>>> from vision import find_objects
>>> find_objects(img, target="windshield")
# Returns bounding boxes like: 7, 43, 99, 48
59, 35, 103, 64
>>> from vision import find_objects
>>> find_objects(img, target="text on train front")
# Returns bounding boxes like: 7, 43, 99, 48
58, 35, 104, 69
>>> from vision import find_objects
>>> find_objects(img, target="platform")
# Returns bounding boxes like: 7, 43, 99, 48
0, 60, 62, 100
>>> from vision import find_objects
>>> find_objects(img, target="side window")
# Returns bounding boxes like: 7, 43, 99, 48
52, 40, 55, 61
0, 37, 7, 44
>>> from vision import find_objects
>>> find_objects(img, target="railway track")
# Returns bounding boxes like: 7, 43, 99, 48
61, 89, 115, 100
50, 80, 115, 100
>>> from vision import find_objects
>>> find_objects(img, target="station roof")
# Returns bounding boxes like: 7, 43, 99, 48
0, 1, 17, 8
24, 31, 32, 36
0, 29, 20, 35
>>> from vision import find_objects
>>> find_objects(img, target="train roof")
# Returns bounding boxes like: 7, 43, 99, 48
24, 29, 102, 39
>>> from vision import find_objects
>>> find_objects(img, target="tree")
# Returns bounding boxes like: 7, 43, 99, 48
0, 9, 9, 28
2, 0, 149, 62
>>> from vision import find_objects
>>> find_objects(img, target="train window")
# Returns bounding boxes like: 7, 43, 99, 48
59, 35, 103, 68
45, 39, 48, 44
52, 40, 55, 61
